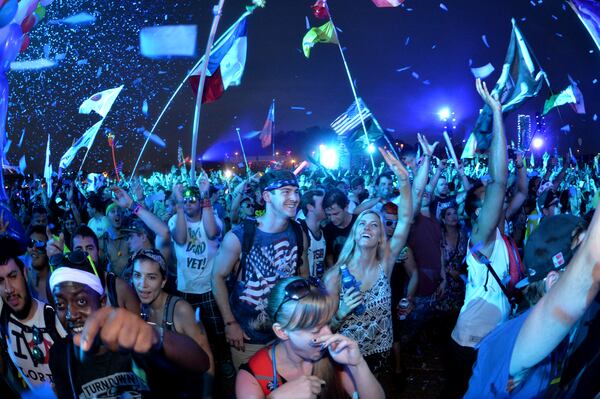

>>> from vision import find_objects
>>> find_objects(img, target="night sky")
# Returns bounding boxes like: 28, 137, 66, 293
6, 0, 600, 174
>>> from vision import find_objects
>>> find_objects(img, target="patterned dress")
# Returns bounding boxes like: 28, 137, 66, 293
437, 227, 467, 312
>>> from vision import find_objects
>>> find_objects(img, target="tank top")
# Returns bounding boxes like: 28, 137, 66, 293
338, 264, 392, 356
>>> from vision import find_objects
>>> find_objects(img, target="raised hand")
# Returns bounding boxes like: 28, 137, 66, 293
378, 147, 408, 182
110, 186, 134, 209
317, 334, 363, 367
46, 225, 65, 258
476, 78, 501, 113
417, 133, 438, 156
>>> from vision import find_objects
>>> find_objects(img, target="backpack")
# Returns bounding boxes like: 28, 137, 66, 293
470, 234, 526, 310
245, 346, 280, 395
140, 295, 182, 332
228, 219, 305, 288
0, 303, 60, 393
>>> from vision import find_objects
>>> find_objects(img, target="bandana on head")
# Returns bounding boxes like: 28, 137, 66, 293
264, 179, 299, 192
49, 267, 104, 295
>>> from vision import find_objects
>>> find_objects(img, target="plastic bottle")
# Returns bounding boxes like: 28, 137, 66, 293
339, 264, 365, 315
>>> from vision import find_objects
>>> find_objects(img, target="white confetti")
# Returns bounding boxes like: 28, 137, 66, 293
411, 72, 420, 79
11, 59, 57, 71
482, 35, 490, 48
470, 62, 495, 79
593, 114, 598, 121
404, 37, 410, 46
440, 3, 448, 11
396, 66, 411, 72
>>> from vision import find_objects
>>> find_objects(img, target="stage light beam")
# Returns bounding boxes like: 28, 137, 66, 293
532, 137, 544, 149
438, 107, 451, 120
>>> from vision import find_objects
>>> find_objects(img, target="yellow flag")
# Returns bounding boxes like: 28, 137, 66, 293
302, 21, 338, 58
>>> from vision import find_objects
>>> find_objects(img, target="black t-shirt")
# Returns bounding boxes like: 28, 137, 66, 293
323, 214, 358, 264
50, 337, 151, 399
431, 195, 456, 220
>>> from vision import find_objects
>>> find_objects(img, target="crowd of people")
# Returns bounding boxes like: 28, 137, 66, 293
0, 79, 598, 398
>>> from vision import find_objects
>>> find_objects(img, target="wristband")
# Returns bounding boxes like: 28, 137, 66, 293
129, 201, 142, 215
201, 198, 211, 208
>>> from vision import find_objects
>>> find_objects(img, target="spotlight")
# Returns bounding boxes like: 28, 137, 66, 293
532, 137, 544, 149
438, 107, 451, 120
367, 143, 376, 154
319, 145, 339, 170
224, 170, 232, 178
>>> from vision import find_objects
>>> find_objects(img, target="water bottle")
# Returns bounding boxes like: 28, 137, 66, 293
340, 264, 365, 315
398, 298, 410, 320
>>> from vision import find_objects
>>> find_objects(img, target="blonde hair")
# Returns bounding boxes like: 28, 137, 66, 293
267, 277, 345, 399
335, 210, 388, 269
268, 277, 337, 330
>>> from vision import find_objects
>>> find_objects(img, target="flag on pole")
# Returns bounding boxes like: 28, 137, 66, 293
543, 85, 579, 115
330, 98, 372, 136
371, 0, 404, 7
568, 0, 600, 52
79, 86, 124, 118
567, 75, 586, 114
259, 101, 275, 148
302, 21, 338, 58
44, 135, 52, 197
188, 15, 248, 103
461, 133, 478, 159
471, 19, 545, 151
59, 120, 104, 169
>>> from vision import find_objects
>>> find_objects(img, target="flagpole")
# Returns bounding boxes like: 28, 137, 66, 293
324, 2, 375, 171
129, 10, 253, 183
235, 128, 250, 174
271, 98, 275, 158
189, 0, 226, 182
77, 122, 103, 175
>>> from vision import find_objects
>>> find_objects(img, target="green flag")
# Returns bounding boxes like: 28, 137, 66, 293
302, 21, 338, 58
542, 85, 577, 115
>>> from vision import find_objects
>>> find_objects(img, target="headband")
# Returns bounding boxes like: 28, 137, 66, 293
49, 267, 104, 296
264, 179, 299, 192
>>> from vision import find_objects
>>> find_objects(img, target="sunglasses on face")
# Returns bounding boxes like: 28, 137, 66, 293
272, 277, 322, 320
385, 219, 398, 227
28, 239, 46, 250
183, 197, 198, 204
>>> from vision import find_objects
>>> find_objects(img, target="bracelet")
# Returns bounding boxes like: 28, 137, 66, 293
129, 201, 142, 215
201, 198, 211, 208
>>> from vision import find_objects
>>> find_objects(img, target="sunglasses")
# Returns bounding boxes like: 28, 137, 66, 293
183, 197, 198, 204
49, 251, 99, 277
272, 278, 321, 320
31, 326, 45, 364
385, 219, 398, 227
28, 239, 46, 250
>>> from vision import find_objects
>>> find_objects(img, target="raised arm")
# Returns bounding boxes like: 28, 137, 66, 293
171, 184, 188, 245
413, 134, 437, 216
198, 173, 221, 240
379, 147, 413, 274
471, 79, 507, 256
510, 207, 600, 376
505, 152, 528, 219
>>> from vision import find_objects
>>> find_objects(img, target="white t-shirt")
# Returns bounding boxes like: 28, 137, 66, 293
168, 212, 223, 294
451, 228, 511, 348
1, 298, 67, 389
87, 216, 108, 239
306, 227, 326, 278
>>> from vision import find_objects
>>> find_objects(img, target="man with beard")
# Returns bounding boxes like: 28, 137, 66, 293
25, 226, 51, 303
99, 203, 129, 277
0, 236, 67, 394
212, 170, 309, 369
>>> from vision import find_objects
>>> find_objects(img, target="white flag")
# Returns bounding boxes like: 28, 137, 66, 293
59, 120, 103, 169
79, 86, 123, 118
461, 133, 478, 159
44, 135, 52, 197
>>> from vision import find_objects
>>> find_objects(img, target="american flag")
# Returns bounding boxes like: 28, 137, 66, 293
330, 98, 372, 136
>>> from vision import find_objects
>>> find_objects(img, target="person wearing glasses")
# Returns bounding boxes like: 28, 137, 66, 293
25, 225, 51, 303
47, 250, 210, 398
324, 148, 413, 380
235, 277, 384, 399
169, 181, 229, 380
0, 235, 67, 395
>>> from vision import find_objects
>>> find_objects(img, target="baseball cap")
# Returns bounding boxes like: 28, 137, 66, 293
521, 214, 587, 286
121, 218, 155, 240
183, 186, 200, 199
